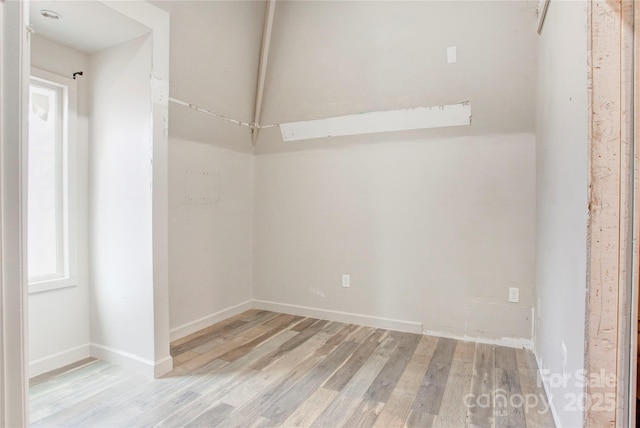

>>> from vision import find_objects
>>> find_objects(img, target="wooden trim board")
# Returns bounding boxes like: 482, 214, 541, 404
616, 3, 635, 426
585, 1, 636, 426
629, 1, 640, 425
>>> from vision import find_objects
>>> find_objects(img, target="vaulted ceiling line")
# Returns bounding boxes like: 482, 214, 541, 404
251, 0, 276, 146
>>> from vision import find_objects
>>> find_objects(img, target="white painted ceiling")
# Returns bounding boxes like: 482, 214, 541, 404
151, 1, 266, 124
30, 1, 539, 154
154, 1, 538, 153
257, 0, 538, 152
30, 1, 150, 54
151, 0, 267, 152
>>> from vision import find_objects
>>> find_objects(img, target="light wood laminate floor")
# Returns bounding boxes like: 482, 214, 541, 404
29, 310, 555, 427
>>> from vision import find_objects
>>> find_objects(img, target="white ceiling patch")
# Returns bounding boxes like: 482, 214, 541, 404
279, 101, 471, 142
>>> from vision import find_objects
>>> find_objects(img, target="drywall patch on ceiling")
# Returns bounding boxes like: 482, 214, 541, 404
279, 102, 471, 142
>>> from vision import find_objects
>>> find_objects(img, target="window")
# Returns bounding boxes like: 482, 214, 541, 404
28, 69, 78, 293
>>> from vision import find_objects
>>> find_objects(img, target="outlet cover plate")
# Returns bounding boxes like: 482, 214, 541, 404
342, 274, 350, 288
508, 287, 519, 303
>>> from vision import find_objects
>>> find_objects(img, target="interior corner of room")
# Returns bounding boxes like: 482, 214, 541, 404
1, 0, 637, 427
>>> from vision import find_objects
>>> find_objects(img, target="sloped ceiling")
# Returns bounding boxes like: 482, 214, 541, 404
256, 0, 538, 152
151, 0, 267, 152
29, 1, 538, 153
263, 1, 537, 126
156, 1, 538, 153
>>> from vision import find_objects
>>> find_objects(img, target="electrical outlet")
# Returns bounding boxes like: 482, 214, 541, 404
508, 287, 519, 303
342, 274, 350, 288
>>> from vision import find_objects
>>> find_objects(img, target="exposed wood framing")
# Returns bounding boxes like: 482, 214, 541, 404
251, 0, 276, 146
585, 1, 635, 426
616, 3, 634, 426
0, 0, 4, 423
630, 2, 640, 425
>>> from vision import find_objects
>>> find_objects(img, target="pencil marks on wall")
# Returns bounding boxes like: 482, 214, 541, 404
184, 169, 220, 205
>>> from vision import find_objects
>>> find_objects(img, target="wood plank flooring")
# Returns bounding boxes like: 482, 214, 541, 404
29, 310, 555, 427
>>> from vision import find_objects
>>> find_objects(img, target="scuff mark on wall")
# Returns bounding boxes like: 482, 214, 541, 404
309, 288, 326, 298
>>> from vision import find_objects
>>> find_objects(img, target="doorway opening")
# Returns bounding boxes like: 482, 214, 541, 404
25, 1, 171, 424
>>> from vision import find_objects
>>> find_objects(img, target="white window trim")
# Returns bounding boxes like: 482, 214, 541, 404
28, 68, 78, 294
28, 79, 65, 284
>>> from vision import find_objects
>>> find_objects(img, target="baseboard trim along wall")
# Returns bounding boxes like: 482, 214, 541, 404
31, 300, 536, 379
89, 343, 173, 378
252, 299, 423, 334
154, 356, 174, 378
29, 344, 91, 378
534, 352, 562, 428
169, 300, 254, 342
422, 329, 534, 350
252, 299, 533, 349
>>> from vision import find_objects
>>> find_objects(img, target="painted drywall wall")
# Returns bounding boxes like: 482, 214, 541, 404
254, 133, 536, 343
149, 1, 539, 154
168, 138, 254, 338
88, 34, 159, 373
1, 2, 30, 424
142, 0, 537, 349
151, 0, 266, 153
534, 1, 588, 427
256, 0, 537, 152
149, 0, 259, 337
28, 35, 91, 377
100, 0, 174, 380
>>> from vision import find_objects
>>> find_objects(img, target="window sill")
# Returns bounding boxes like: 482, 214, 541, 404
28, 277, 78, 295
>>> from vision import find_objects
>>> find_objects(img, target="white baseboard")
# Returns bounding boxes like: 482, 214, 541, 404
422, 329, 534, 350
154, 355, 174, 377
89, 343, 172, 378
252, 299, 423, 334
251, 299, 532, 349
29, 344, 91, 378
169, 299, 253, 342
534, 352, 562, 428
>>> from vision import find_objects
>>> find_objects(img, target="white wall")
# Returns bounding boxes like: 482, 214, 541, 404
168, 139, 254, 339
88, 34, 160, 374
28, 35, 91, 377
152, 1, 260, 337
163, 133, 256, 342
154, 1, 540, 347
256, 0, 538, 152
254, 133, 536, 343
152, 0, 266, 153
535, 2, 588, 427
1, 1, 30, 425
